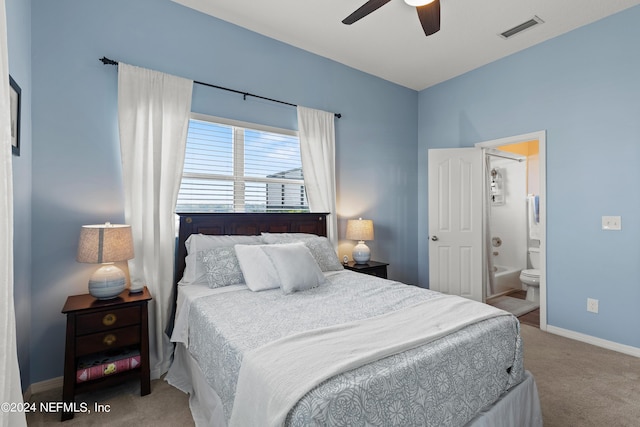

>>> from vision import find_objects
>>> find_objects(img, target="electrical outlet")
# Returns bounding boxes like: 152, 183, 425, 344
587, 298, 599, 313
602, 216, 621, 230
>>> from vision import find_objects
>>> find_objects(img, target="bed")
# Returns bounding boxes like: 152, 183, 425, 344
166, 213, 542, 427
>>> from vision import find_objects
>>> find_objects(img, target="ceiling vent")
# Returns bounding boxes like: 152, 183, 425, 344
500, 16, 544, 39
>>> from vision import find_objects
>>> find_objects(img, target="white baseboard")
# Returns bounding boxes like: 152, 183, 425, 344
23, 376, 63, 402
547, 325, 640, 358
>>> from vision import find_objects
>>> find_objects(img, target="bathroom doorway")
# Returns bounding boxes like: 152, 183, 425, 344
476, 131, 546, 330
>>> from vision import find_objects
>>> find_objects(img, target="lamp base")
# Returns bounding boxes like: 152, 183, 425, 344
352, 241, 371, 264
88, 264, 126, 300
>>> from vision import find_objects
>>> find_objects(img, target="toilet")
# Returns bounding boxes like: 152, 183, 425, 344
519, 247, 540, 303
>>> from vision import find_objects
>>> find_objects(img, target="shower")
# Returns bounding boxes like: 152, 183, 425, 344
484, 148, 527, 298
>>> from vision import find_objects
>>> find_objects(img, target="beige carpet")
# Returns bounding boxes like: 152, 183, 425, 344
521, 324, 640, 427
26, 327, 640, 426
25, 377, 194, 426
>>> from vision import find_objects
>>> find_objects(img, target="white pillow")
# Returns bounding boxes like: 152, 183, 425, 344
261, 242, 326, 294
186, 234, 263, 254
178, 253, 198, 286
180, 234, 263, 286
259, 234, 343, 272
261, 232, 317, 241
234, 244, 280, 292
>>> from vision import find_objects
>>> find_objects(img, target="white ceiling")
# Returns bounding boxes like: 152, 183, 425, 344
172, 0, 640, 91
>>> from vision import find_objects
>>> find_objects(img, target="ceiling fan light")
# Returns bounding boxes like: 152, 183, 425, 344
404, 0, 436, 6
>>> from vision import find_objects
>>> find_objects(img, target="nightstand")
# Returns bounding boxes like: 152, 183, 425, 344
61, 287, 152, 421
343, 261, 389, 279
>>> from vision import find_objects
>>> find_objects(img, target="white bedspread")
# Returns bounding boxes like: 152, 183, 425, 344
229, 294, 509, 427
171, 284, 247, 347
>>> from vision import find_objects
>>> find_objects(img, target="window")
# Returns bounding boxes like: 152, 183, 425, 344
176, 114, 309, 213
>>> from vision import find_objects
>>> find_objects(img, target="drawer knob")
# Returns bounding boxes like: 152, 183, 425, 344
103, 334, 117, 346
102, 313, 117, 326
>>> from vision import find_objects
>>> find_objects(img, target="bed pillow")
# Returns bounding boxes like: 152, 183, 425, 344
261, 242, 326, 294
185, 234, 263, 254
301, 238, 344, 272
260, 234, 343, 272
180, 234, 263, 286
198, 247, 245, 289
234, 244, 280, 292
261, 232, 317, 241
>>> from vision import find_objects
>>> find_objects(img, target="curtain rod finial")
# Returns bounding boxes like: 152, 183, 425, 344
99, 57, 118, 66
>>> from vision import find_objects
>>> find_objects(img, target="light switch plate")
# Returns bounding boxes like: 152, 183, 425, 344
602, 216, 621, 230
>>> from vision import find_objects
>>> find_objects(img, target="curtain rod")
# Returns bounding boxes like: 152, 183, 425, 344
485, 148, 525, 162
100, 57, 341, 119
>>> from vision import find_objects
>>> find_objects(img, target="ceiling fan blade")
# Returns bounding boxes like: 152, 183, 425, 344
342, 0, 392, 25
416, 0, 440, 36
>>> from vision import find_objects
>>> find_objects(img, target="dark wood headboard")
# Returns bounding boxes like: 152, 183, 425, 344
174, 212, 328, 289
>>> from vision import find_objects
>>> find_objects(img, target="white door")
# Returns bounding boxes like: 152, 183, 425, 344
428, 148, 483, 301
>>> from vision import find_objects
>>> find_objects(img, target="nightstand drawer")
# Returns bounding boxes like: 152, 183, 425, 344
76, 325, 140, 356
76, 306, 141, 335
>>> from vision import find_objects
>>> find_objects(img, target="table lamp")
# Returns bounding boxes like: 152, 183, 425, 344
77, 222, 134, 299
346, 218, 374, 264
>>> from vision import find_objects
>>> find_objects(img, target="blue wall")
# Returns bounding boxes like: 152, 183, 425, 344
418, 6, 640, 349
6, 0, 32, 391
23, 0, 640, 386
30, 0, 418, 383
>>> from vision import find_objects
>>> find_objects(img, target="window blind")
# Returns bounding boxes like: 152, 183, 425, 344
176, 116, 309, 213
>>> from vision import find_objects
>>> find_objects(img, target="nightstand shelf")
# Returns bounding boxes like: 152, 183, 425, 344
343, 261, 388, 279
61, 287, 152, 421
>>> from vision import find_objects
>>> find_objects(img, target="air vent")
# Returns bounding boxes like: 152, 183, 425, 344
500, 16, 544, 39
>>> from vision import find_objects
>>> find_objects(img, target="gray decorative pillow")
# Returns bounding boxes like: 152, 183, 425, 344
303, 238, 344, 272
198, 247, 244, 289
260, 234, 343, 272
181, 234, 262, 286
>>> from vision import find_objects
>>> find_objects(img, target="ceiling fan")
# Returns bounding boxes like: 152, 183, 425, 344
342, 0, 441, 36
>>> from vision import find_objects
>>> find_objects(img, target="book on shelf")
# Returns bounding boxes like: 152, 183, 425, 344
76, 347, 141, 383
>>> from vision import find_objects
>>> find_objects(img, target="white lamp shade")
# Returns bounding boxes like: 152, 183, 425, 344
77, 223, 134, 263
346, 218, 374, 241
77, 223, 134, 299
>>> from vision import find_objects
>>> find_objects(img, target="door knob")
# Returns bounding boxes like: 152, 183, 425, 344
431, 236, 438, 241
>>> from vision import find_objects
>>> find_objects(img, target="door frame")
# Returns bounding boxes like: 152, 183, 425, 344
476, 131, 547, 331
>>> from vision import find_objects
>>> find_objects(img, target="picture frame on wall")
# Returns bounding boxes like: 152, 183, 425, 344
10, 75, 21, 157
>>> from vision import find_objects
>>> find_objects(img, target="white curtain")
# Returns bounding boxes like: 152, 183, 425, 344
118, 63, 193, 378
297, 106, 338, 244
0, 0, 26, 425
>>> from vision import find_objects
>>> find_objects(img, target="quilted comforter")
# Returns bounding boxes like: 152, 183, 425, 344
185, 270, 524, 426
